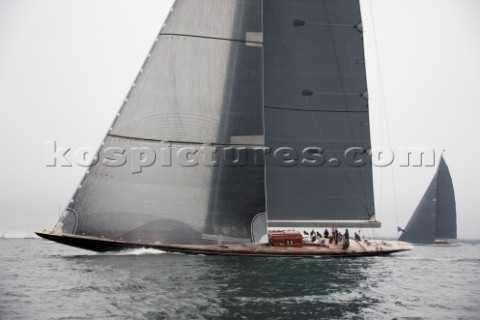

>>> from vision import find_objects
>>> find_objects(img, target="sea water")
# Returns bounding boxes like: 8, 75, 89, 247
0, 239, 479, 319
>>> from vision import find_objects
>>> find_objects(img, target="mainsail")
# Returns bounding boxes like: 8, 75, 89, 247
264, 0, 379, 228
54, 0, 265, 245
399, 155, 457, 243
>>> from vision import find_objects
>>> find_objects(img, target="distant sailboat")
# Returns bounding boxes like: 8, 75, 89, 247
0, 231, 5, 239
37, 0, 412, 256
399, 155, 457, 244
25, 228, 35, 239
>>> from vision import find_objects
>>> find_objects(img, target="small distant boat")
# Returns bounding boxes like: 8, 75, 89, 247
0, 231, 5, 239
24, 228, 35, 239
399, 155, 457, 245
433, 239, 460, 246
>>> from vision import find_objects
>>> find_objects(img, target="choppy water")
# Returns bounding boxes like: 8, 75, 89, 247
0, 239, 479, 319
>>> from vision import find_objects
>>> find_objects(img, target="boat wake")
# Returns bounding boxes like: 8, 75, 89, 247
109, 248, 167, 256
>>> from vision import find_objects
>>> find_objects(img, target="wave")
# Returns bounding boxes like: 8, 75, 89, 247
108, 248, 167, 256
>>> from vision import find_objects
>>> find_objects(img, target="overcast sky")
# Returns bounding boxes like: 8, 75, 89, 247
1, 0, 479, 238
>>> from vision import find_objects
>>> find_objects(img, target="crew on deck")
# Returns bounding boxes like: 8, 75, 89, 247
354, 232, 361, 241
342, 228, 350, 250
333, 228, 339, 245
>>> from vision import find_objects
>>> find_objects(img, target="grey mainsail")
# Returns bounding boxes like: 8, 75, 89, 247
399, 156, 457, 243
264, 0, 379, 228
54, 0, 265, 245
435, 157, 457, 239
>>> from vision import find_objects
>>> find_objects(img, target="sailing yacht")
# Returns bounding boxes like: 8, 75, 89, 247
37, 0, 412, 256
25, 228, 35, 239
400, 155, 457, 245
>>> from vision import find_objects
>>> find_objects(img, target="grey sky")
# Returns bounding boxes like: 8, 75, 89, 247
0, 0, 479, 238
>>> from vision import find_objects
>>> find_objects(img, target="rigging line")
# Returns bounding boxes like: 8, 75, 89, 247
260, 9, 269, 219
324, 0, 371, 216
368, 0, 400, 235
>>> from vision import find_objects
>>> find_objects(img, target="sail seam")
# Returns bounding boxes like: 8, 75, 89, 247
107, 134, 264, 147
265, 105, 368, 113
159, 33, 263, 44
306, 22, 357, 29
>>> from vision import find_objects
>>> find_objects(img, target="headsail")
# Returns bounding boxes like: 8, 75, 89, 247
400, 155, 457, 243
263, 0, 379, 228
53, 0, 265, 245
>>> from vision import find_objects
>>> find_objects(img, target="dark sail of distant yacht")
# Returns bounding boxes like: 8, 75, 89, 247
399, 155, 457, 244
37, 0, 411, 256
